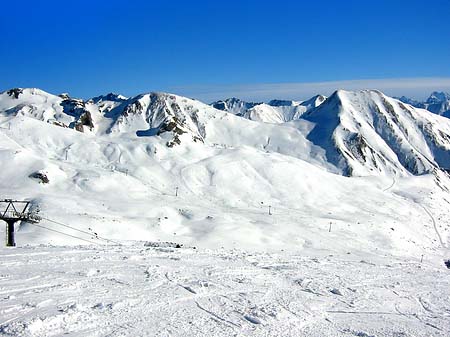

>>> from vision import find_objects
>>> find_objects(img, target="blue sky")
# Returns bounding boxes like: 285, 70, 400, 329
1, 0, 449, 101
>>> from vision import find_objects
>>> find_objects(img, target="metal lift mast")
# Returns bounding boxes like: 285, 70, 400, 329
0, 199, 40, 246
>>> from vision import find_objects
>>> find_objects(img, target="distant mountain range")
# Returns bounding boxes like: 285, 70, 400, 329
211, 95, 326, 123
396, 91, 450, 118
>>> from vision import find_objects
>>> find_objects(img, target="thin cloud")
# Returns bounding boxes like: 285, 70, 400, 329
169, 77, 450, 102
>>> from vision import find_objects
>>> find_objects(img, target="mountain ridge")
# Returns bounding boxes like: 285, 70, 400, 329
2, 87, 450, 179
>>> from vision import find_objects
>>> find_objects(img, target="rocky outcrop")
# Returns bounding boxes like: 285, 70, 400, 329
7, 88, 23, 99
60, 98, 94, 132
29, 171, 49, 184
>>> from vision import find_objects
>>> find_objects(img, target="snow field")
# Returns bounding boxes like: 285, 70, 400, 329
0, 244, 449, 336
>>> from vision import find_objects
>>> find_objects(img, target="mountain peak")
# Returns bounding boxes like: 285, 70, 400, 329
3, 87, 54, 99
211, 97, 261, 116
90, 92, 128, 104
303, 89, 450, 176
426, 91, 450, 104
267, 99, 300, 107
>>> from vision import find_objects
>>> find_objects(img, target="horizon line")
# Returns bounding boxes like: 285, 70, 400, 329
2, 77, 450, 103
169, 77, 450, 102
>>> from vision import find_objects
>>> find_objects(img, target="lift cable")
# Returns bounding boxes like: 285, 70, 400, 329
40, 216, 122, 245
27, 222, 100, 245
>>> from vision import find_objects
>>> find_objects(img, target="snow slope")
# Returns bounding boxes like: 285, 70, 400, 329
0, 244, 449, 337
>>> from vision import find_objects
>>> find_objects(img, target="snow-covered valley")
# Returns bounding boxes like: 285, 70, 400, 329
0, 87, 450, 336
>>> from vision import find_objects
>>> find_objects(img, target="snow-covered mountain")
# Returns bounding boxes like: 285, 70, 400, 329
211, 97, 261, 116
211, 95, 326, 123
398, 91, 450, 117
2, 87, 450, 178
0, 88, 98, 132
0, 89, 211, 146
1, 87, 450, 259
302, 90, 450, 176
424, 91, 450, 116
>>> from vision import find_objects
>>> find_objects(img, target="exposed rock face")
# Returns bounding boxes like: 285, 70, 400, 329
60, 98, 94, 132
445, 259, 450, 269
74, 111, 94, 132
29, 171, 49, 184
7, 88, 23, 99
58, 93, 70, 100
90, 93, 127, 104
211, 98, 261, 116
53, 121, 68, 128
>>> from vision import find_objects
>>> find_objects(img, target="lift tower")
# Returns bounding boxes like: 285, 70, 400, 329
0, 199, 40, 246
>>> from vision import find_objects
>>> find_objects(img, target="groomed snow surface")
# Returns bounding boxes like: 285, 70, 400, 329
1, 244, 450, 337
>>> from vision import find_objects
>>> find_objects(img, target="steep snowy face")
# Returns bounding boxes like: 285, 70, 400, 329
211, 98, 261, 116
299, 94, 327, 111
88, 93, 128, 115
303, 90, 450, 176
108, 93, 208, 146
242, 103, 291, 123
0, 88, 97, 132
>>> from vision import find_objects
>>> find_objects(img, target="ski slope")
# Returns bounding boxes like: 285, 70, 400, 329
0, 244, 449, 337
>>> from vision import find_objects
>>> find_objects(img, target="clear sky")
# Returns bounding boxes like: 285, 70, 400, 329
1, 0, 449, 101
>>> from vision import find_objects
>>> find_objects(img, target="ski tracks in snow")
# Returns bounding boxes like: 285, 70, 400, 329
382, 175, 447, 250
417, 204, 446, 248
0, 245, 450, 336
382, 176, 396, 192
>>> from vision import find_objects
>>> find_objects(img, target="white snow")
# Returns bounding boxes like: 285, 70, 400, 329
0, 244, 449, 336
0, 87, 450, 336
